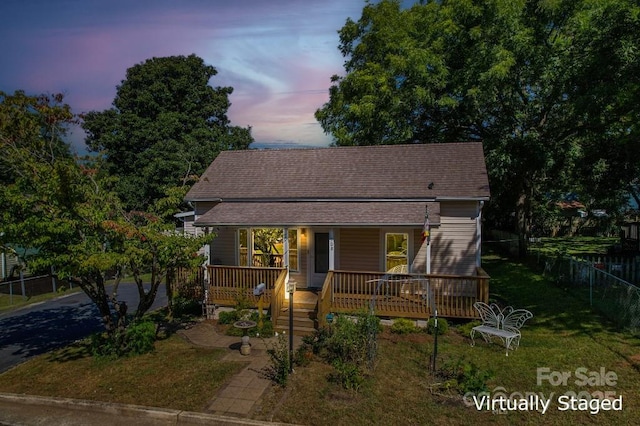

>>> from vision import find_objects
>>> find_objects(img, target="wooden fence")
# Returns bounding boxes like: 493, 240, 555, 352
577, 254, 640, 286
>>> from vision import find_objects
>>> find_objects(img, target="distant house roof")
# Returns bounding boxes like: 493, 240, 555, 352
186, 143, 489, 227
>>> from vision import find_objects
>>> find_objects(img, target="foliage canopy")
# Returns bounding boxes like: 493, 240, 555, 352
1, 90, 208, 345
82, 54, 253, 211
316, 0, 640, 251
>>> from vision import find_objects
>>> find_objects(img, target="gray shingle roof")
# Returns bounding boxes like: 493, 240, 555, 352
185, 142, 490, 201
195, 201, 440, 227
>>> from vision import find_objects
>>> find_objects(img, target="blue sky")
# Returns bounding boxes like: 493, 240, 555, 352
0, 0, 378, 151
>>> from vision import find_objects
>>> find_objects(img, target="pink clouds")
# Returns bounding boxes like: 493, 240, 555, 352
0, 0, 369, 148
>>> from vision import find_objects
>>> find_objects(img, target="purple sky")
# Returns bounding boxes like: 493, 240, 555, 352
0, 0, 377, 151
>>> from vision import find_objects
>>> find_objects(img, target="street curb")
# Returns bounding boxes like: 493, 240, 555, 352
0, 392, 293, 425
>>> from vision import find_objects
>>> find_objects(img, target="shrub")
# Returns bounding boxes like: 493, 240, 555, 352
89, 320, 156, 359
125, 320, 157, 355
303, 326, 332, 357
391, 318, 419, 334
329, 360, 364, 391
305, 312, 380, 391
457, 320, 482, 337
294, 344, 313, 367
426, 317, 449, 335
265, 333, 290, 386
218, 310, 239, 325
171, 296, 201, 317
256, 319, 274, 337
439, 356, 493, 394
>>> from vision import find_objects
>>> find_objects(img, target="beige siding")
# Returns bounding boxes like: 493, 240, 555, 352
432, 201, 478, 275
210, 228, 236, 265
194, 201, 219, 217
183, 218, 200, 236
339, 228, 380, 271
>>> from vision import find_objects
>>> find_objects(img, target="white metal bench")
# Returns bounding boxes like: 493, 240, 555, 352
470, 302, 533, 356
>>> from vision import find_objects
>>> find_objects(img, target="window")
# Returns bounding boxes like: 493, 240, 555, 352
237, 228, 299, 272
385, 233, 408, 271
238, 228, 249, 266
288, 228, 299, 272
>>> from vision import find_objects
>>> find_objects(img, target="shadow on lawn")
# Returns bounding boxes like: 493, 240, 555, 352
482, 255, 617, 336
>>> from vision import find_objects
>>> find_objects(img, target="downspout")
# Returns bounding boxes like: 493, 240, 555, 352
476, 201, 484, 268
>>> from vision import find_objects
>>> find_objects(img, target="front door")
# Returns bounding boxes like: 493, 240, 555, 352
310, 232, 329, 288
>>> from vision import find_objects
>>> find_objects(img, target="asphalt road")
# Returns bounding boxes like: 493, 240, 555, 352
0, 283, 167, 373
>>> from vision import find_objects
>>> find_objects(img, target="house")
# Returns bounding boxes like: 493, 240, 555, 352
183, 143, 490, 328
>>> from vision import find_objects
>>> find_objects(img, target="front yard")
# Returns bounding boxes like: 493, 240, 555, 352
0, 252, 638, 425
254, 253, 640, 425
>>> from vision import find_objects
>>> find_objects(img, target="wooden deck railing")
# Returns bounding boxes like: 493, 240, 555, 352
320, 268, 489, 320
206, 265, 286, 307
270, 269, 288, 330
203, 265, 489, 326
317, 271, 334, 327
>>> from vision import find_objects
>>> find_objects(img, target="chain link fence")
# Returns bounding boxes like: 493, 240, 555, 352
539, 253, 640, 332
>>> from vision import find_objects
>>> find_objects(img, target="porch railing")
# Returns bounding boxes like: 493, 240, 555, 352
206, 265, 286, 307
318, 268, 489, 326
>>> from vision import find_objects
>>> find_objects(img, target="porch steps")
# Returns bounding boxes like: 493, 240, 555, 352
274, 290, 318, 336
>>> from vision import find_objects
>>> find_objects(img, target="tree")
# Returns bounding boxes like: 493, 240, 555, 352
82, 54, 253, 211
1, 92, 208, 350
316, 0, 640, 254
0, 90, 73, 184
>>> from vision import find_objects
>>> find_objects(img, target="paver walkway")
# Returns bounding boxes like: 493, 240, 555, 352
178, 320, 302, 418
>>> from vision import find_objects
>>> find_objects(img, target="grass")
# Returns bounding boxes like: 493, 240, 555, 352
0, 286, 83, 314
529, 236, 618, 256
0, 329, 246, 412
1, 251, 639, 424
253, 253, 640, 425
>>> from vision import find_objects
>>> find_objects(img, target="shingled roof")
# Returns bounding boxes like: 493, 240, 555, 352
185, 142, 490, 202
187, 143, 489, 227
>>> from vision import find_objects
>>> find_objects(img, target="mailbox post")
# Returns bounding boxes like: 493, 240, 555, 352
287, 279, 295, 373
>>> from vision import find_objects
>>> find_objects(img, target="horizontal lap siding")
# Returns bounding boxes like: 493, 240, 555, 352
340, 228, 380, 271
210, 228, 236, 266
433, 202, 478, 275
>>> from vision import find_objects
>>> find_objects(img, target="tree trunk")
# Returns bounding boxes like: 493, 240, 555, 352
515, 186, 533, 258
74, 275, 115, 334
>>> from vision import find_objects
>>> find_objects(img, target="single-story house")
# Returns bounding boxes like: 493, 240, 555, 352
183, 142, 490, 328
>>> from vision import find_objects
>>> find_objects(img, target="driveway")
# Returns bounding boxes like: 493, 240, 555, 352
0, 283, 167, 373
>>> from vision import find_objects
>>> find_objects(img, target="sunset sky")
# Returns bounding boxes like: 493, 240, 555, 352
0, 0, 387, 152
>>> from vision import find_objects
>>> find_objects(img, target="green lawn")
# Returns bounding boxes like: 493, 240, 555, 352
254, 253, 640, 425
1, 253, 638, 425
0, 286, 83, 314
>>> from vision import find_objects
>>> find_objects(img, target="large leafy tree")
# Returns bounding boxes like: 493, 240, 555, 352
82, 54, 253, 211
316, 0, 640, 253
1, 91, 208, 345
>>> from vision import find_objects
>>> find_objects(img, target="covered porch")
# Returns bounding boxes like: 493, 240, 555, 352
202, 265, 489, 331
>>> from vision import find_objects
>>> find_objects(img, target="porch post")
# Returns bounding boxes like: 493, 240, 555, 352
329, 229, 335, 271
426, 241, 431, 274
283, 228, 289, 269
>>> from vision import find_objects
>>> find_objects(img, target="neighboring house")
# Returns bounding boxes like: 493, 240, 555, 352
184, 143, 491, 326
174, 211, 200, 236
